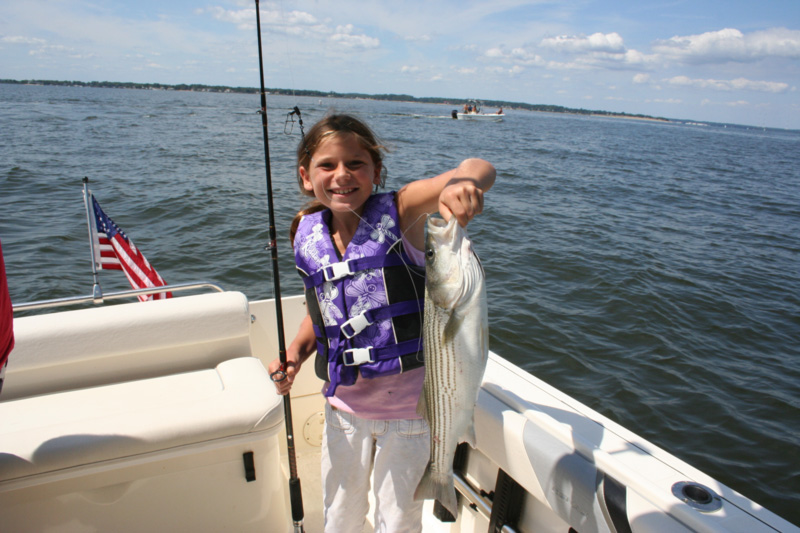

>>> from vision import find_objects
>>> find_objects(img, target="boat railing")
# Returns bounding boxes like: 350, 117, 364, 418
12, 281, 225, 313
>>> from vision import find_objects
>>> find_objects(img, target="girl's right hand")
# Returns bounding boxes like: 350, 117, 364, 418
268, 355, 301, 396
269, 314, 315, 396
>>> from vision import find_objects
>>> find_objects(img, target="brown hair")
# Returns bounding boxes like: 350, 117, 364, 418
290, 114, 387, 244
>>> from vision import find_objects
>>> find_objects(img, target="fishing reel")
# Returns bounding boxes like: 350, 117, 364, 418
270, 365, 287, 382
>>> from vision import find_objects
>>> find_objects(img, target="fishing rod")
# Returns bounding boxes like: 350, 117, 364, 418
254, 1, 304, 531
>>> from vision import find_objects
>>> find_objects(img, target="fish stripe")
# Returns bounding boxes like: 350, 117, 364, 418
424, 300, 460, 473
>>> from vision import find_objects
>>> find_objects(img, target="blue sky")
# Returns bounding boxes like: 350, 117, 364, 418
2, 0, 799, 129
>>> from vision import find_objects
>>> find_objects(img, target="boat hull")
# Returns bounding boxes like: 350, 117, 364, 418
456, 113, 504, 122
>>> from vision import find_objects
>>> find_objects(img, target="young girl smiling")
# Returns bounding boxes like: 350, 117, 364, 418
270, 114, 495, 532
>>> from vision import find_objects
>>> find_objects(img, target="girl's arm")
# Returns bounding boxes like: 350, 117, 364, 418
397, 158, 496, 251
268, 313, 317, 395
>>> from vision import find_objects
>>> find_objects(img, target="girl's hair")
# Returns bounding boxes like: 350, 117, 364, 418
290, 114, 388, 244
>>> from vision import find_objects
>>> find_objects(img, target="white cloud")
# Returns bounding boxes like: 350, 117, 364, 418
665, 75, 789, 93
482, 46, 544, 66
541, 32, 626, 54
2, 35, 46, 45
622, 49, 650, 65
653, 27, 800, 64
203, 5, 319, 30
331, 24, 380, 49
484, 47, 504, 58
205, 7, 379, 50
525, 32, 656, 70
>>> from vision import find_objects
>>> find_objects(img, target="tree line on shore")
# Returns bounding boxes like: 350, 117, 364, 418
1, 78, 669, 122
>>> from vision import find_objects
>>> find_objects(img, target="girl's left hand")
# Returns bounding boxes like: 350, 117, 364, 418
438, 178, 485, 227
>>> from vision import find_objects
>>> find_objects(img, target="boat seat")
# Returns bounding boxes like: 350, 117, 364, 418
0, 356, 283, 483
4, 291, 253, 401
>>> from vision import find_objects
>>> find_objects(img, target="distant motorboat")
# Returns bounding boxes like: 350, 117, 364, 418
452, 100, 505, 121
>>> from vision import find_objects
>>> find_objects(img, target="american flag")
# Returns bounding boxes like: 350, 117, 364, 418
88, 194, 171, 301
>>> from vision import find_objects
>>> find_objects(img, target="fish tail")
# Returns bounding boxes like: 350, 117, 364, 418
414, 466, 458, 517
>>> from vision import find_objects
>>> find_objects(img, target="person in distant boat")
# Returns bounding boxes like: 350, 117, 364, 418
268, 114, 495, 533
497, 107, 503, 114
0, 239, 14, 395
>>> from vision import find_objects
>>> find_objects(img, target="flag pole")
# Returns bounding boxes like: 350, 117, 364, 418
254, 2, 304, 532
81, 177, 104, 304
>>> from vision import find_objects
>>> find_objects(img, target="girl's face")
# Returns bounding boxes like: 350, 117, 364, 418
299, 133, 381, 216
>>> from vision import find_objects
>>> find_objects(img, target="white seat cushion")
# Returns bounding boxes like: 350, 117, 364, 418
6, 291, 253, 400
0, 357, 282, 482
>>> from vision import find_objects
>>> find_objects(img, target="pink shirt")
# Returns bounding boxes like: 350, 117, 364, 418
327, 234, 426, 419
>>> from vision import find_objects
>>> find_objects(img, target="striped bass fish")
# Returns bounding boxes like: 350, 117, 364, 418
414, 215, 489, 517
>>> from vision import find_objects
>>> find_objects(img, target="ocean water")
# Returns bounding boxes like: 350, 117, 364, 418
1, 83, 799, 524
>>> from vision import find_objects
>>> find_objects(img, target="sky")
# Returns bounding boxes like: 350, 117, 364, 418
2, 0, 800, 129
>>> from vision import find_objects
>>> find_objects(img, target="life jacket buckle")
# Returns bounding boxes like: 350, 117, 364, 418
323, 259, 354, 282
343, 347, 374, 366
342, 312, 373, 339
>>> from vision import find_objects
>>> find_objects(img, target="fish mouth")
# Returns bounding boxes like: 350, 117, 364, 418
427, 215, 449, 229
426, 215, 457, 241
425, 215, 461, 264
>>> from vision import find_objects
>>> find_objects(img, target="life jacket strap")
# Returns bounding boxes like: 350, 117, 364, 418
343, 347, 374, 366
303, 253, 412, 289
341, 299, 423, 339
312, 299, 424, 340
343, 339, 422, 366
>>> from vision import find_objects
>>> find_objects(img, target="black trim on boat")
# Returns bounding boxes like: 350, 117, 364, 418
243, 451, 257, 482
488, 469, 526, 532
603, 474, 633, 533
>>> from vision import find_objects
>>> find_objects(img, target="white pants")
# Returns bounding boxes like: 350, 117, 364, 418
322, 403, 430, 533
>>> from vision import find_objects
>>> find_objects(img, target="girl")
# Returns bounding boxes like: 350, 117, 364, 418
269, 114, 495, 532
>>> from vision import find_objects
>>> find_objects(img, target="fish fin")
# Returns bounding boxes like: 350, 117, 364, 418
442, 310, 464, 345
416, 389, 428, 419
414, 465, 458, 518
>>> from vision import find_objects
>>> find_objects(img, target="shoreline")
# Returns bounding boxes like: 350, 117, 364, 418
5, 78, 797, 132
1, 78, 670, 124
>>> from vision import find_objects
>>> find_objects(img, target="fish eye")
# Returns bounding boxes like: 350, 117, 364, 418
425, 248, 435, 260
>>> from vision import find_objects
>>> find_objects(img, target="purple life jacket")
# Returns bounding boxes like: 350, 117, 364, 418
293, 193, 425, 397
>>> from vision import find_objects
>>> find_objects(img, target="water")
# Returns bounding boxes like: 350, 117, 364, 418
1, 84, 799, 524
